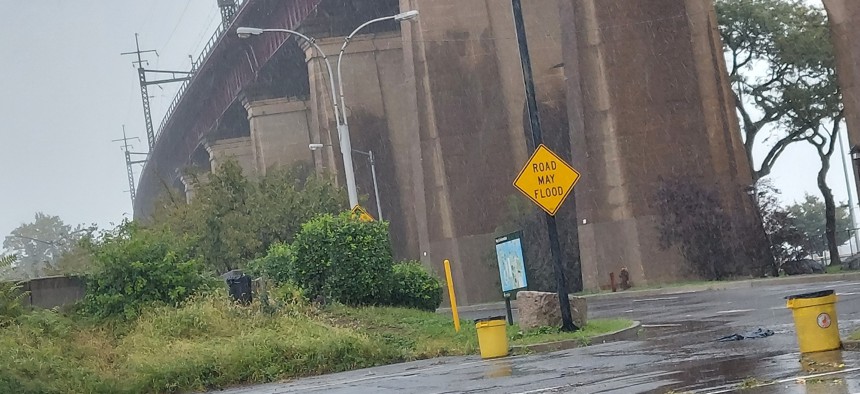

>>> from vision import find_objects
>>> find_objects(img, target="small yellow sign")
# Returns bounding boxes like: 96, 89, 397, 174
351, 204, 375, 222
513, 144, 581, 216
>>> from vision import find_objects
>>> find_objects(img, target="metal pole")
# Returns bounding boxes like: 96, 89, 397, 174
369, 150, 383, 220
504, 293, 514, 325
336, 16, 395, 209
511, 0, 577, 331
444, 259, 461, 332
838, 128, 860, 255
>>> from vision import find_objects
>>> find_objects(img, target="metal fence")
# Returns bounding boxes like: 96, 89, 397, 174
153, 0, 249, 146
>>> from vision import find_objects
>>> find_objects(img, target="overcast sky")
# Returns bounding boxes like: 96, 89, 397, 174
0, 1, 220, 242
0, 0, 855, 248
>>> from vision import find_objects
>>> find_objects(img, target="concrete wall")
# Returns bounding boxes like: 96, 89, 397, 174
561, 0, 763, 290
244, 97, 314, 175
398, 0, 564, 304
19, 276, 86, 309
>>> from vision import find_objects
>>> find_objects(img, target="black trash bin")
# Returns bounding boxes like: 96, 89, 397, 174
223, 270, 252, 304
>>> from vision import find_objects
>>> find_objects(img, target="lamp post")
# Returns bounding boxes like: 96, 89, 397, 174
838, 133, 860, 256
310, 143, 382, 220
237, 10, 418, 209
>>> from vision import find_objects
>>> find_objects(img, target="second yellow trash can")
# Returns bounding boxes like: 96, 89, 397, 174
475, 316, 509, 359
786, 290, 841, 353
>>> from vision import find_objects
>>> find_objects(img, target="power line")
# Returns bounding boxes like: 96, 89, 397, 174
161, 0, 193, 52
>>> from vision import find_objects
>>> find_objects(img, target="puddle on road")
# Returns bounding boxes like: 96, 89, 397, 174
660, 350, 860, 394
483, 360, 514, 378
655, 350, 794, 393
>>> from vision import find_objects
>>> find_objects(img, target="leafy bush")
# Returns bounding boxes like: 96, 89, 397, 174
244, 242, 292, 284
291, 213, 394, 305
82, 223, 213, 319
390, 261, 443, 311
654, 177, 765, 279
0, 254, 26, 326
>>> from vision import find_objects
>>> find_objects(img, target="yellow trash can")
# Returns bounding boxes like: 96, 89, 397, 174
786, 290, 841, 353
475, 316, 509, 359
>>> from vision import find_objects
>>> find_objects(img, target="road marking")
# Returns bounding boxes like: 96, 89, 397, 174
632, 297, 679, 303
714, 309, 754, 314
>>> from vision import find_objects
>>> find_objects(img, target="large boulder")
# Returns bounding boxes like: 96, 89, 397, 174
782, 259, 826, 276
516, 291, 587, 331
843, 254, 860, 271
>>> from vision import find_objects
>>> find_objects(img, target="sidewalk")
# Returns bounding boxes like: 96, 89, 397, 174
438, 271, 860, 315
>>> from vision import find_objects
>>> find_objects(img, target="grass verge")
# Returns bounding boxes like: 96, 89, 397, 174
0, 295, 631, 393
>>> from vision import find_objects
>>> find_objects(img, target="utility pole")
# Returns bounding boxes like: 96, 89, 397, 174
113, 125, 148, 205
122, 34, 193, 150
511, 0, 577, 331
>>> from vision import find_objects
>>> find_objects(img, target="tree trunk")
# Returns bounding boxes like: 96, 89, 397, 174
818, 159, 842, 267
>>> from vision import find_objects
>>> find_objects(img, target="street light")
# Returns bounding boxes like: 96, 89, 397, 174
309, 144, 383, 220
238, 10, 419, 210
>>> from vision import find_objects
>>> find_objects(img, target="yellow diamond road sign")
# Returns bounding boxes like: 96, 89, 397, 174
513, 144, 581, 216
351, 204, 375, 222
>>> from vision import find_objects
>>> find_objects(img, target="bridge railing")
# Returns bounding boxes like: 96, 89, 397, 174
153, 0, 249, 147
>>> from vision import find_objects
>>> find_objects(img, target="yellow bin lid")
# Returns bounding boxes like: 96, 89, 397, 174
786, 290, 837, 309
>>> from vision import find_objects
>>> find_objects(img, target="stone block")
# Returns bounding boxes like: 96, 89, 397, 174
516, 291, 587, 331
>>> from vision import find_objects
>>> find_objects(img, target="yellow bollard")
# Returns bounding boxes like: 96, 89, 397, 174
475, 316, 509, 359
444, 259, 460, 332
786, 290, 841, 353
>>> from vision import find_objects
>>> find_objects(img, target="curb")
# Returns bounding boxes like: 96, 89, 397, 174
438, 272, 860, 315
509, 321, 641, 355
843, 340, 860, 351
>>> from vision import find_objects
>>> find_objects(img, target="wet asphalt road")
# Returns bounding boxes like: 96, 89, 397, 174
213, 279, 860, 394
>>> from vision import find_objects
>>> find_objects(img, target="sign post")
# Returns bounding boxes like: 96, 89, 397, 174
511, 0, 579, 331
495, 232, 528, 325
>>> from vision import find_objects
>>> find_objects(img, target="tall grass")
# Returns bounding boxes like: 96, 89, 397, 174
0, 293, 632, 393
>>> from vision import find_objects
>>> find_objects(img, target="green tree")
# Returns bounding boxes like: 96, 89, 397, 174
3, 213, 94, 278
788, 194, 852, 256
716, 0, 833, 180
153, 160, 347, 273
717, 0, 843, 265
753, 180, 807, 274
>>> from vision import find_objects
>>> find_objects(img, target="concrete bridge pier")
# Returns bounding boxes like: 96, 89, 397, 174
823, 0, 860, 196
398, 0, 565, 303
561, 0, 766, 290
243, 97, 314, 176
204, 136, 257, 176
